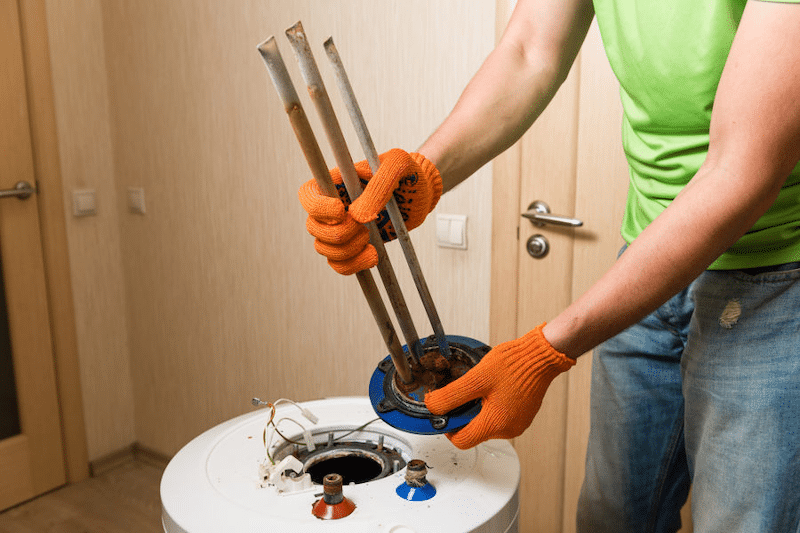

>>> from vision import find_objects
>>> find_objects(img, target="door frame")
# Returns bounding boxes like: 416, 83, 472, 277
16, 0, 89, 484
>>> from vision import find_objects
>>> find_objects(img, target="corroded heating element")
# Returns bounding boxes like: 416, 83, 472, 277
323, 37, 452, 361
283, 22, 431, 365
257, 37, 414, 384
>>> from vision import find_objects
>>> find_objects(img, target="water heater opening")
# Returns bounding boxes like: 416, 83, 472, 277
305, 450, 384, 484
272, 427, 410, 485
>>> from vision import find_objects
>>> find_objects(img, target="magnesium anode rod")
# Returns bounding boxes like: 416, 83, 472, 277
284, 22, 425, 366
323, 37, 452, 360
257, 36, 414, 384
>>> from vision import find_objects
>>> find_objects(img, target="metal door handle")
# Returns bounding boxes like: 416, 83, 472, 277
0, 181, 35, 200
522, 201, 582, 227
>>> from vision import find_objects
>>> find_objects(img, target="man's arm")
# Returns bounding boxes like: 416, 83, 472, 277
543, 0, 800, 358
419, 0, 595, 192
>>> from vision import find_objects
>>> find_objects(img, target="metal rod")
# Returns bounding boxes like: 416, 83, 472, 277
323, 37, 452, 359
257, 36, 413, 384
284, 22, 425, 366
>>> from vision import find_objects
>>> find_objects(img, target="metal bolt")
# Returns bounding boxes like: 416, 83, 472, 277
405, 459, 429, 488
430, 416, 448, 430
322, 473, 344, 504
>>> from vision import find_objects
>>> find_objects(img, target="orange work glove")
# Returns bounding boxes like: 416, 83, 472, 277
298, 149, 442, 275
425, 324, 575, 450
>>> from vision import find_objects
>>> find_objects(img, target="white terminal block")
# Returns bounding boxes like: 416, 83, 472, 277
435, 213, 467, 249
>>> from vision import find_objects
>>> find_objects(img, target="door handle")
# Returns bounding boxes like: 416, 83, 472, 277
522, 201, 582, 227
0, 181, 35, 201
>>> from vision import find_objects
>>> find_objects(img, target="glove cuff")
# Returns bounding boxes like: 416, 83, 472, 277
503, 323, 575, 383
410, 152, 443, 213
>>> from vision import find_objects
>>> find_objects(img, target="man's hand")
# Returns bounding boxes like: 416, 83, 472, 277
426, 324, 575, 449
298, 149, 441, 275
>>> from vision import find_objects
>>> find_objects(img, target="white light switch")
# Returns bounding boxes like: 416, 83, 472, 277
436, 215, 450, 243
128, 187, 146, 214
435, 214, 467, 250
72, 189, 97, 217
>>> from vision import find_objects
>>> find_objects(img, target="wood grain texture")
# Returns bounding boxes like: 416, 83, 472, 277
0, 0, 65, 506
17, 0, 90, 484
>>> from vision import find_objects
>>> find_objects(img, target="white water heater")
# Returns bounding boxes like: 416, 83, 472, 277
161, 397, 520, 532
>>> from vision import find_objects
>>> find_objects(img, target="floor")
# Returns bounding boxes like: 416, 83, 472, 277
0, 460, 164, 533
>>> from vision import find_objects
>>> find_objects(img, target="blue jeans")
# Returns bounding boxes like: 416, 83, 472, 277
576, 261, 800, 533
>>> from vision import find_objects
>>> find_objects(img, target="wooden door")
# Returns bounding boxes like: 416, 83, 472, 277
490, 16, 693, 533
0, 0, 66, 511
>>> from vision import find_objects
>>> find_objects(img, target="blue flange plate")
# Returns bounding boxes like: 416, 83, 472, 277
368, 335, 488, 435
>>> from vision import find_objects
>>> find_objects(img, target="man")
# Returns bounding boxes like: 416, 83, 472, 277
299, 0, 800, 530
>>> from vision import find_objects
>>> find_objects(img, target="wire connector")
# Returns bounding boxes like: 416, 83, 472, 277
253, 397, 319, 424
299, 407, 319, 425
303, 430, 316, 451
259, 455, 313, 494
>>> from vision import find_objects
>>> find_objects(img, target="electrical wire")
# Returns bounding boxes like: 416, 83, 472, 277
272, 417, 307, 447
255, 397, 382, 465
330, 418, 381, 442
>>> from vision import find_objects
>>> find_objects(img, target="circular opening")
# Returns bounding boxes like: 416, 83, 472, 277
305, 453, 384, 485
271, 427, 410, 486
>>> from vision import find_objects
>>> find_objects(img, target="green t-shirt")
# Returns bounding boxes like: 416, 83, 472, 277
593, 0, 800, 269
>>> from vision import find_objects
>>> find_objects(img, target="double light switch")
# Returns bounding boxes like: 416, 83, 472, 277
435, 214, 467, 250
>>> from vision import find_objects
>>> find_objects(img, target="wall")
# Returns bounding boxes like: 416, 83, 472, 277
44, 0, 135, 461
44, 1, 494, 459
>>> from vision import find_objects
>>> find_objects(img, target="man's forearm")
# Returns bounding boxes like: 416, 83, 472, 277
543, 0, 800, 359
543, 160, 786, 359
420, 45, 563, 192
419, 0, 594, 192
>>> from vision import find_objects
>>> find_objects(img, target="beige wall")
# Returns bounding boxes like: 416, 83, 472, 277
44, 0, 135, 461
44, 1, 494, 459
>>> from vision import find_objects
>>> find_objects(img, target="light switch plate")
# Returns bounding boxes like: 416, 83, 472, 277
72, 189, 97, 217
128, 187, 146, 214
435, 214, 467, 250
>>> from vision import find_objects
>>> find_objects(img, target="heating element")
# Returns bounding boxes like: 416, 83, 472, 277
257, 23, 489, 433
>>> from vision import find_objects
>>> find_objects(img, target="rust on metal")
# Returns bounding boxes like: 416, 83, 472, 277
307, 84, 324, 100
393, 344, 473, 401
404, 459, 429, 488
322, 37, 452, 361
283, 20, 423, 377
322, 473, 344, 502
311, 473, 356, 520
257, 29, 413, 384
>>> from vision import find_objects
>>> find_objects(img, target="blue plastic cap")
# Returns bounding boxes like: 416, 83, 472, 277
396, 481, 437, 502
